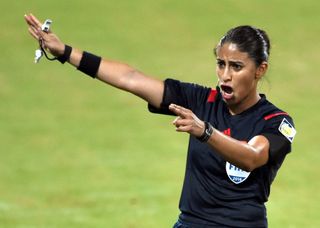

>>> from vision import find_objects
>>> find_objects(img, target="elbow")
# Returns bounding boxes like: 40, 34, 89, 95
241, 163, 256, 172
119, 67, 139, 91
235, 161, 255, 172
240, 154, 268, 172
221, 135, 269, 172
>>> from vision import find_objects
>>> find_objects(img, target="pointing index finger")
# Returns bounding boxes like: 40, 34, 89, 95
169, 104, 189, 118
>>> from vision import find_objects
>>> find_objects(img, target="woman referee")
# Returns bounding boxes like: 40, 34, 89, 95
25, 14, 296, 228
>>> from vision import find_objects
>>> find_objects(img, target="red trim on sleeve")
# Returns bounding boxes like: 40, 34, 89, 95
207, 89, 218, 103
264, 112, 288, 120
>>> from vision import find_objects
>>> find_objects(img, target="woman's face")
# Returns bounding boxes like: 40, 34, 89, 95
215, 42, 266, 114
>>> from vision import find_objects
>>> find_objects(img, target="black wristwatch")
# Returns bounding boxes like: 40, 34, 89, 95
197, 122, 214, 142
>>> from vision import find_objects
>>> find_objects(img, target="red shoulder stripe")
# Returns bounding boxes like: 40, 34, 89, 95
207, 89, 218, 103
264, 112, 288, 120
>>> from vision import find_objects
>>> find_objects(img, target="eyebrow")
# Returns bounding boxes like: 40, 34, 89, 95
216, 58, 244, 65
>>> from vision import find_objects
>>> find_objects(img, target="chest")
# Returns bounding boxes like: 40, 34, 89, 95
197, 102, 266, 141
187, 102, 266, 175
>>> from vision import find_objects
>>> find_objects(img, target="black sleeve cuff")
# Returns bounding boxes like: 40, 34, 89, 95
261, 133, 291, 164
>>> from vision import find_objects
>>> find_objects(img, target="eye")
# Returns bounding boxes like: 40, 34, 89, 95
231, 63, 243, 71
217, 60, 225, 69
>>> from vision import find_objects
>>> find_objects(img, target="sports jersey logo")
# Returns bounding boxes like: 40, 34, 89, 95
278, 118, 296, 143
226, 162, 251, 184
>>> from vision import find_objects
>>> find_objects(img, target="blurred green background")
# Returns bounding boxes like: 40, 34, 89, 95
1, 0, 319, 227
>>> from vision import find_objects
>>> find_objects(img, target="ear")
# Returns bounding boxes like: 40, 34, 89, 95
255, 62, 268, 79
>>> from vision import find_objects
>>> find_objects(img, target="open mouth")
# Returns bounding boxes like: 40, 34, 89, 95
220, 85, 234, 100
221, 85, 233, 94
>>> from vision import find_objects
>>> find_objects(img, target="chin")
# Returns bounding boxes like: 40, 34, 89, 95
223, 97, 237, 106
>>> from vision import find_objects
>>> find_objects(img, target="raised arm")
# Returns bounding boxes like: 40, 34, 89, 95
24, 14, 164, 108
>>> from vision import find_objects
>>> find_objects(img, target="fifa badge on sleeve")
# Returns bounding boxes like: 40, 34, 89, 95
278, 118, 296, 143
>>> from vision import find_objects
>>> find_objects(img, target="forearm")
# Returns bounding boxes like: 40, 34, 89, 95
66, 47, 82, 68
66, 46, 133, 86
207, 129, 269, 171
66, 47, 134, 83
168, 104, 270, 171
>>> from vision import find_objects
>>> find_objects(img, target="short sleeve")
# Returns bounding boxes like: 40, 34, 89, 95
148, 78, 211, 116
261, 115, 296, 164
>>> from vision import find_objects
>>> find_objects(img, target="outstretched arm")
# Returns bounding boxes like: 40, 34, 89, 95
24, 14, 164, 108
168, 104, 269, 172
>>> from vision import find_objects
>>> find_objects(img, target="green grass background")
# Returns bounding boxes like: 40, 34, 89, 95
1, 0, 319, 227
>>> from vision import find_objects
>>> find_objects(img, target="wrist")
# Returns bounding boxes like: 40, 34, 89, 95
57, 44, 72, 64
56, 43, 66, 56
196, 121, 214, 142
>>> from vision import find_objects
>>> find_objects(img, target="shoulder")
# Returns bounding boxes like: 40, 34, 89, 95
164, 78, 213, 104
260, 97, 294, 124
164, 78, 211, 93
259, 96, 296, 143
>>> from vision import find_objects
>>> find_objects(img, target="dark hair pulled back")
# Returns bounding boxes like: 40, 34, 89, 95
215, 25, 270, 66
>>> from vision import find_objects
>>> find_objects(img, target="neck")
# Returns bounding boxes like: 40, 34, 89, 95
228, 93, 261, 115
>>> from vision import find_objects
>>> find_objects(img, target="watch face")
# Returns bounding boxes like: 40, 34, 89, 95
197, 122, 213, 142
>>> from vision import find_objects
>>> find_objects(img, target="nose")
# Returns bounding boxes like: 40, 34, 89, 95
219, 67, 232, 83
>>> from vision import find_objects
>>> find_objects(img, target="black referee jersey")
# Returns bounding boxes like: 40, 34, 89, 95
148, 79, 296, 228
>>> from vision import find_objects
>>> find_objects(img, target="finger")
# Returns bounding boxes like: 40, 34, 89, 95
175, 125, 192, 133
28, 27, 39, 40
29, 14, 43, 28
24, 14, 40, 29
35, 27, 46, 40
25, 15, 43, 38
173, 118, 192, 128
31, 26, 46, 42
28, 22, 40, 34
169, 104, 190, 118
24, 14, 33, 26
172, 116, 181, 125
